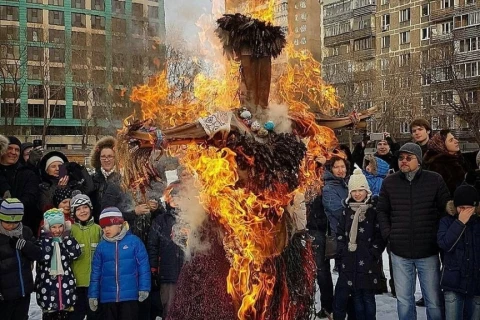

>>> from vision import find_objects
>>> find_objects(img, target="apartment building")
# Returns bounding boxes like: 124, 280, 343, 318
320, 0, 480, 137
321, 0, 377, 122
0, 0, 165, 147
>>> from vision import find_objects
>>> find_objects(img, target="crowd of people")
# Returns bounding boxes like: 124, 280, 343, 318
0, 135, 183, 320
0, 117, 479, 320
309, 118, 480, 320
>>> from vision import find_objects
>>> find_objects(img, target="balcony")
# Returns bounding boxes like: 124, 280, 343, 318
351, 27, 375, 39
324, 32, 353, 47
352, 48, 375, 60
430, 6, 455, 22
431, 32, 454, 43
352, 4, 376, 16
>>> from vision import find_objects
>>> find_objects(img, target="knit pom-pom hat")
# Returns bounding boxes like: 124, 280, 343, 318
99, 207, 124, 228
346, 169, 372, 202
43, 208, 65, 229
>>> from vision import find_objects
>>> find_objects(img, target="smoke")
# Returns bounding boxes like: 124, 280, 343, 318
171, 178, 210, 260
268, 103, 292, 134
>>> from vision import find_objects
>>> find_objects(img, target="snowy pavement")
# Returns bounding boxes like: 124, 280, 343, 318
29, 252, 429, 319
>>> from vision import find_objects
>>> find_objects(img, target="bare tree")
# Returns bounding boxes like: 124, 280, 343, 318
420, 42, 480, 143
0, 41, 27, 133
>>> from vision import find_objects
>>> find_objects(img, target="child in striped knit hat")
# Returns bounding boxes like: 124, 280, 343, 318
69, 193, 102, 320
88, 207, 150, 320
0, 198, 42, 320
35, 208, 81, 320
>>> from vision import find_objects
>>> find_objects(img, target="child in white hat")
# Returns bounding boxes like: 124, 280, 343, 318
333, 169, 386, 320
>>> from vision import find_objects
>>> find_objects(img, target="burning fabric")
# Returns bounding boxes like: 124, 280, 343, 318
115, 10, 342, 320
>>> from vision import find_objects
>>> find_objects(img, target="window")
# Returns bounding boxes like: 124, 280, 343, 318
148, 6, 158, 19
0, 84, 19, 100
50, 86, 65, 99
399, 52, 411, 66
50, 105, 66, 119
148, 22, 159, 37
0, 6, 19, 21
91, 70, 106, 84
381, 14, 390, 30
91, 0, 104, 10
27, 0, 43, 3
73, 105, 87, 119
71, 0, 85, 8
91, 53, 105, 66
381, 35, 390, 48
353, 37, 372, 51
49, 29, 65, 44
72, 50, 87, 65
454, 12, 480, 29
91, 34, 105, 48
0, 25, 19, 40
112, 18, 126, 33
400, 77, 411, 88
400, 122, 410, 134
27, 8, 43, 23
0, 103, 20, 118
132, 20, 144, 35
381, 0, 389, 5
465, 62, 479, 77
380, 58, 389, 70
49, 10, 64, 25
28, 104, 44, 118
400, 8, 410, 22
440, 22, 453, 34
421, 27, 430, 40
72, 31, 86, 46
48, 0, 63, 5
27, 46, 43, 61
441, 0, 453, 8
466, 0, 476, 4
71, 13, 86, 28
50, 67, 64, 82
49, 48, 65, 63
356, 16, 370, 30
421, 3, 429, 16
466, 91, 478, 104
73, 68, 88, 82
458, 37, 479, 52
421, 74, 432, 86
112, 0, 125, 14
353, 0, 374, 9
132, 3, 143, 18
28, 85, 44, 99
27, 28, 43, 41
28, 66, 42, 80
91, 15, 105, 30
400, 31, 410, 44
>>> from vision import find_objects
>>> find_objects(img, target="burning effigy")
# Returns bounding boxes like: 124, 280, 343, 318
115, 7, 344, 320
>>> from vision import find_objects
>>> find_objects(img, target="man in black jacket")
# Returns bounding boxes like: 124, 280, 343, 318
0, 136, 41, 234
377, 143, 450, 320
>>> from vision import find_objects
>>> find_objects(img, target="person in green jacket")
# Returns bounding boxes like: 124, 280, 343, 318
69, 192, 102, 320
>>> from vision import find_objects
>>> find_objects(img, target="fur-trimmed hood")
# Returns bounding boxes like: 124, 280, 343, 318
0, 135, 9, 156
90, 136, 116, 170
445, 199, 480, 216
363, 154, 389, 178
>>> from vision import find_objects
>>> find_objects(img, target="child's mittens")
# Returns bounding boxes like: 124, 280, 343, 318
138, 291, 149, 302
9, 237, 26, 250
89, 298, 98, 311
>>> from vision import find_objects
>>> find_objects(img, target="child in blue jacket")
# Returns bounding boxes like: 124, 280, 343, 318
88, 207, 150, 320
438, 185, 480, 320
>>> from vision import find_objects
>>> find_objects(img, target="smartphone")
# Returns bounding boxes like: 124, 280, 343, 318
370, 133, 385, 141
33, 139, 42, 148
58, 164, 68, 179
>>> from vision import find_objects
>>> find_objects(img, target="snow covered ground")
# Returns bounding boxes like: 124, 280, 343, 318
28, 171, 428, 319
29, 251, 429, 320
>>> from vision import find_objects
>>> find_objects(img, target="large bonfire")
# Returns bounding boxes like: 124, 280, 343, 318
115, 1, 343, 319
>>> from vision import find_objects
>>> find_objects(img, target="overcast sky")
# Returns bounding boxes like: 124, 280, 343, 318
165, 0, 213, 41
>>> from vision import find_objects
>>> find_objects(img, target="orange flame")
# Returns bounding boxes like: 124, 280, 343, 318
124, 2, 341, 319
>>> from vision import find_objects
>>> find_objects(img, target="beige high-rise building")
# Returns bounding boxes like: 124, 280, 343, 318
319, 0, 480, 137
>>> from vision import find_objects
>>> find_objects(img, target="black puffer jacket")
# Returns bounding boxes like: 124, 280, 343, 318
377, 169, 450, 259
90, 171, 118, 222
0, 226, 42, 301
0, 163, 41, 233
306, 195, 328, 233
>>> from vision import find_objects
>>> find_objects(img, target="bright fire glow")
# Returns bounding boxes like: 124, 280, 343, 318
125, 1, 341, 319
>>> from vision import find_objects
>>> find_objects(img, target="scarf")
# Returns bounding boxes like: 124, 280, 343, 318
101, 166, 115, 180
102, 223, 128, 243
0, 222, 23, 238
348, 201, 372, 252
49, 237, 65, 276
405, 167, 420, 182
